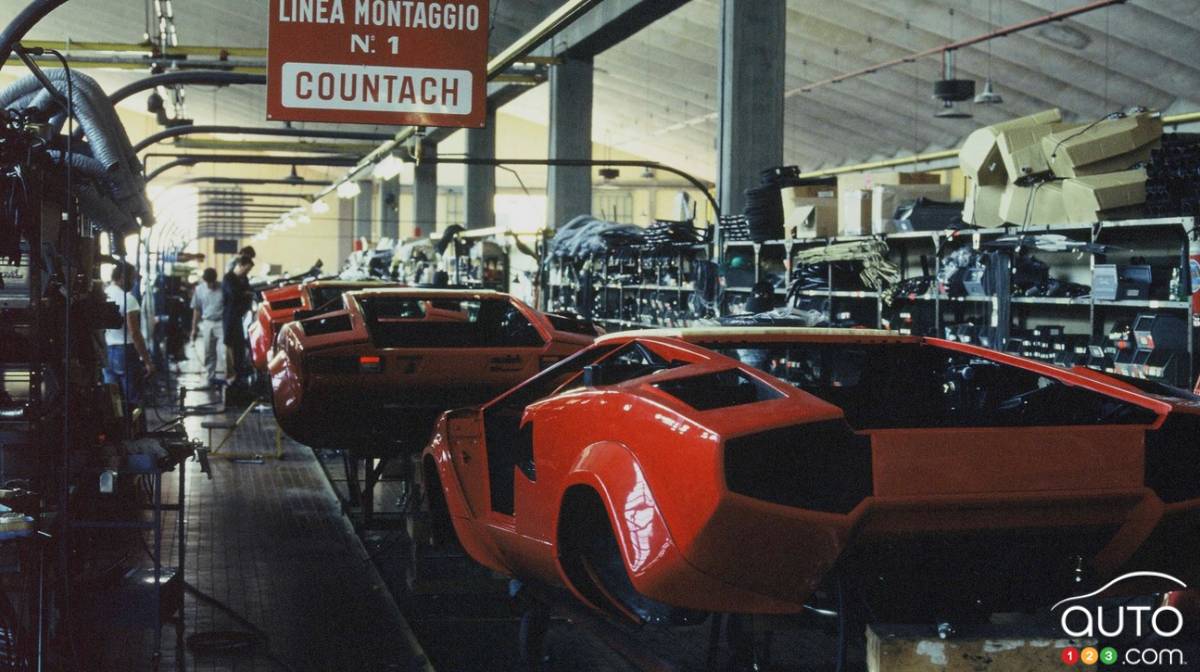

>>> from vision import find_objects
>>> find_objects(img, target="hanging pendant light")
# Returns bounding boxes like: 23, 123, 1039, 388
932, 50, 974, 119
974, 78, 1003, 105
975, 0, 1004, 105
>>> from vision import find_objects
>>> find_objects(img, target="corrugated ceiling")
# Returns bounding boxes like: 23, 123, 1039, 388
3, 0, 1198, 182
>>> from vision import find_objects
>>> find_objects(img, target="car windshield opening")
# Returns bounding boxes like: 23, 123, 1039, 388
700, 341, 1157, 429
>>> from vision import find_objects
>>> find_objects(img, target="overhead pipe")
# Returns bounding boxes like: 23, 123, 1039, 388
313, 0, 605, 202
146, 154, 360, 182
133, 125, 393, 153
9, 53, 264, 72
199, 199, 307, 207
785, 0, 1127, 97
163, 176, 334, 189
197, 191, 312, 200
432, 157, 720, 218
20, 39, 267, 58
0, 0, 69, 71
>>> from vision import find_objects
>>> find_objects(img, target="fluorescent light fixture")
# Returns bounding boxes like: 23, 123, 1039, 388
373, 154, 405, 181
337, 181, 362, 199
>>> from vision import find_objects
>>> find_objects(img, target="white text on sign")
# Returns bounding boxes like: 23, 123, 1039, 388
276, 0, 481, 31
281, 63, 471, 115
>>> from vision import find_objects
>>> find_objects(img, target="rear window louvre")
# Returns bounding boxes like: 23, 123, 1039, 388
301, 314, 352, 337
270, 297, 303, 310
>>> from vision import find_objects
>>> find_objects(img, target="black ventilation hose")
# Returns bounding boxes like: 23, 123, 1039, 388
0, 0, 69, 72
132, 124, 394, 154
436, 224, 466, 255
108, 71, 265, 105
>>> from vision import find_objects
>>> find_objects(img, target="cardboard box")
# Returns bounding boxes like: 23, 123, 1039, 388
871, 184, 952, 233
838, 190, 871, 236
1042, 112, 1162, 178
1047, 141, 1158, 178
788, 185, 836, 199
785, 197, 838, 238
1000, 181, 1068, 227
963, 177, 1006, 228
1062, 169, 1147, 225
959, 109, 1063, 185
997, 122, 1081, 183
837, 171, 940, 194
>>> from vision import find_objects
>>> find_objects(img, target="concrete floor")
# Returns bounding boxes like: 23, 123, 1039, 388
94, 365, 427, 672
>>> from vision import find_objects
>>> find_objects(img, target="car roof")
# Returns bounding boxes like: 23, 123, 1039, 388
306, 279, 392, 288
595, 326, 917, 346
346, 287, 509, 300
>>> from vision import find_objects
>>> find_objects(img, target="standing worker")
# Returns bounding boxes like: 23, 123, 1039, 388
104, 262, 156, 411
222, 255, 255, 386
226, 246, 256, 273
190, 268, 225, 387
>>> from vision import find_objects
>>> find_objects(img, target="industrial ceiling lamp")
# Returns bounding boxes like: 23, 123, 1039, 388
596, 167, 621, 190
975, 78, 1003, 105
933, 49, 974, 119
974, 0, 1004, 105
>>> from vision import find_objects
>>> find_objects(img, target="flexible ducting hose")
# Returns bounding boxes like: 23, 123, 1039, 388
1, 69, 154, 227
46, 150, 108, 180
73, 182, 137, 232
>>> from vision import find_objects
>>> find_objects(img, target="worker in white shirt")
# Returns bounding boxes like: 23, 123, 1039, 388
103, 262, 156, 408
189, 267, 225, 386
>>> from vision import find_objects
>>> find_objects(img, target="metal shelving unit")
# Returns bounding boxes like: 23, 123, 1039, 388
544, 244, 709, 330
721, 216, 1198, 387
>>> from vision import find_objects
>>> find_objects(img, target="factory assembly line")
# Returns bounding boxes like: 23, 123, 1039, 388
7, 0, 1200, 670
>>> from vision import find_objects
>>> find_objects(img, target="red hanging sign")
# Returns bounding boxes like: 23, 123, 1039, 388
267, 0, 489, 128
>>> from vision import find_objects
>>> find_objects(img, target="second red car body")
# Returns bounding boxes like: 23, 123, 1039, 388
424, 327, 1200, 623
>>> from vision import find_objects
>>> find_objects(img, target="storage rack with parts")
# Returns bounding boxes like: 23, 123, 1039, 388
721, 216, 1198, 388
542, 243, 710, 330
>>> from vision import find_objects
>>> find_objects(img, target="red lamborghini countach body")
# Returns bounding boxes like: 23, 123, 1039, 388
424, 327, 1200, 622
250, 280, 394, 371
270, 289, 599, 453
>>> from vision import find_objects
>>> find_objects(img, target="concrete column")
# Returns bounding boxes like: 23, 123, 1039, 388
336, 198, 354, 265
717, 0, 785, 217
547, 56, 593, 230
465, 104, 497, 230
353, 180, 373, 241
378, 179, 400, 241
413, 142, 438, 237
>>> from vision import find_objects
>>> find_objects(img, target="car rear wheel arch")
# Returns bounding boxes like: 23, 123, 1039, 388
556, 484, 701, 625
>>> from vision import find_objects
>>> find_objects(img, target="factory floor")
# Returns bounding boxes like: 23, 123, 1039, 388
96, 365, 427, 672
99, 353, 857, 672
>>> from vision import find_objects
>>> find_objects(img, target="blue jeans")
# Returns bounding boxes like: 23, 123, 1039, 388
104, 344, 145, 408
